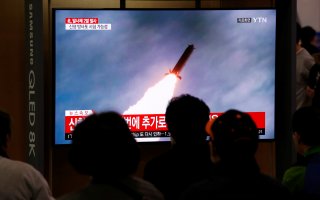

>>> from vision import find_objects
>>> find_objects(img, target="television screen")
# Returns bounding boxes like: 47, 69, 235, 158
53, 9, 276, 145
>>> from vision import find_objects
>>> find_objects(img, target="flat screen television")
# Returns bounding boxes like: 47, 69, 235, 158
53, 8, 276, 145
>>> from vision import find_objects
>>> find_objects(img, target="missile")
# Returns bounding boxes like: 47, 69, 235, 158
166, 44, 194, 79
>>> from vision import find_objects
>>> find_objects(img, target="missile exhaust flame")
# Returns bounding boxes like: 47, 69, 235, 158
123, 74, 178, 114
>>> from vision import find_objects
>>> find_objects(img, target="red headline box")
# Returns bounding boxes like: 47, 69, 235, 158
209, 112, 265, 129
65, 18, 99, 24
65, 111, 265, 134
65, 110, 94, 134
123, 112, 265, 132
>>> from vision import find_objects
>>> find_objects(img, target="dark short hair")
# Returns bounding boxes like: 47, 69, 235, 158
0, 110, 11, 148
301, 26, 317, 45
292, 106, 320, 146
68, 111, 140, 178
165, 94, 210, 143
210, 109, 258, 160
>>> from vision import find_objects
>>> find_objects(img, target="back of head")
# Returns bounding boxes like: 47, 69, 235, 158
292, 106, 320, 146
68, 111, 140, 178
210, 109, 258, 161
165, 94, 210, 144
301, 26, 316, 45
0, 110, 11, 157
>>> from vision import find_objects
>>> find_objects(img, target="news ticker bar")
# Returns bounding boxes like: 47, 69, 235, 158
64, 110, 266, 140
65, 129, 265, 140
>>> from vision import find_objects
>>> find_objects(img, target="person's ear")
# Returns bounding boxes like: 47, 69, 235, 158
292, 131, 301, 143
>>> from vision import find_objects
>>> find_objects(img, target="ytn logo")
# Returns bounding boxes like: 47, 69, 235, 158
237, 17, 267, 23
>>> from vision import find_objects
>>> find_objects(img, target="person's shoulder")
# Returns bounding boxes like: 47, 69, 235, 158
298, 47, 314, 57
283, 165, 306, 183
256, 173, 292, 197
181, 173, 292, 199
183, 178, 213, 191
57, 192, 79, 200
2, 157, 51, 186
0, 156, 52, 188
259, 173, 287, 187
0, 157, 54, 199
144, 151, 172, 169
130, 176, 159, 188
179, 178, 221, 200
125, 176, 165, 200
0, 156, 39, 174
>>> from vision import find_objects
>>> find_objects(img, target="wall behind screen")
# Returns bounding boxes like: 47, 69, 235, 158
0, 0, 26, 162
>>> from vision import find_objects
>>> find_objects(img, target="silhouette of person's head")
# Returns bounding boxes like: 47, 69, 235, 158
165, 94, 210, 144
68, 111, 140, 179
209, 109, 258, 162
0, 110, 11, 158
301, 26, 317, 47
292, 106, 320, 147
